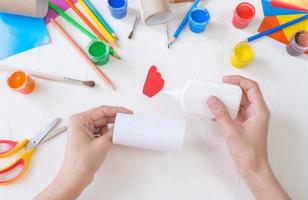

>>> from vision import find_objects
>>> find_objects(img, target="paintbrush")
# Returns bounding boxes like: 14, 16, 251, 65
0, 66, 96, 88
166, 23, 170, 48
128, 16, 140, 39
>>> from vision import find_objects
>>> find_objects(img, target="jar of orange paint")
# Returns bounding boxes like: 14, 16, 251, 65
7, 71, 35, 95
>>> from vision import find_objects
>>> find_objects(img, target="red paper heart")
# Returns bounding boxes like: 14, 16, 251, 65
143, 66, 165, 98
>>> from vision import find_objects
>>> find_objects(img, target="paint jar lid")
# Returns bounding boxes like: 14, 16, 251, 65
108, 0, 127, 10
233, 42, 254, 63
235, 2, 255, 20
190, 8, 210, 25
88, 40, 109, 60
7, 71, 28, 89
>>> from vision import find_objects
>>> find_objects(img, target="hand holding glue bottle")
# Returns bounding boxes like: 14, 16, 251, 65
163, 76, 290, 200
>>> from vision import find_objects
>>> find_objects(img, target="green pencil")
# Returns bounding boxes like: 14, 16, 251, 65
48, 2, 120, 59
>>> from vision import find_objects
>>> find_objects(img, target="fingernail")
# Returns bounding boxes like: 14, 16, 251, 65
207, 96, 218, 107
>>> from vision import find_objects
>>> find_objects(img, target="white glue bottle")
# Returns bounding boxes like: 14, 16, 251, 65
163, 80, 242, 119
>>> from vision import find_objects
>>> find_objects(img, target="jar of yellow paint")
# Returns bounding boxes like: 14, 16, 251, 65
230, 42, 254, 68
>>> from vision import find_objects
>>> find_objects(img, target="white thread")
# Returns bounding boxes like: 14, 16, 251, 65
198, 116, 208, 141
0, 104, 13, 140
232, 175, 240, 200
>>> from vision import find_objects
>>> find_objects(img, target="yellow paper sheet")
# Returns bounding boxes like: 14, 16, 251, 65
276, 14, 308, 40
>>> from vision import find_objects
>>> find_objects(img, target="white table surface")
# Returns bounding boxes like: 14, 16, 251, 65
1, 0, 308, 199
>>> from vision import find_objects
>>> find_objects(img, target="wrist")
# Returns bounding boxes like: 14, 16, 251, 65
240, 161, 273, 190
239, 162, 290, 200
238, 159, 272, 183
38, 165, 93, 200
57, 162, 94, 192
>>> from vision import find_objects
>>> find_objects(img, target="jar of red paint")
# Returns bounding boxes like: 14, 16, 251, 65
232, 2, 255, 29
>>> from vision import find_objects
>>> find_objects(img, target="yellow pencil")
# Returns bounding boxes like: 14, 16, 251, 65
78, 0, 119, 47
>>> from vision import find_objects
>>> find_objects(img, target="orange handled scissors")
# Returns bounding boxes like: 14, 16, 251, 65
0, 118, 67, 185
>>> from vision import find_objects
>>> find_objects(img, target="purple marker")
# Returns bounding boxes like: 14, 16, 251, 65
286, 30, 308, 57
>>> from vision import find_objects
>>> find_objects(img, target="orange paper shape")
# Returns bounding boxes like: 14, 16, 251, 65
258, 16, 289, 44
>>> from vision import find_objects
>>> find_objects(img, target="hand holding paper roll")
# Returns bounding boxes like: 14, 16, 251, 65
0, 0, 49, 18
35, 106, 133, 200
168, 0, 194, 3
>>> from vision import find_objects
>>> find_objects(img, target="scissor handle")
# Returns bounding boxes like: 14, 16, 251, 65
0, 148, 34, 185
0, 139, 29, 159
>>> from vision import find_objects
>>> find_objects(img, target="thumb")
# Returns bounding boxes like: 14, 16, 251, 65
206, 96, 235, 135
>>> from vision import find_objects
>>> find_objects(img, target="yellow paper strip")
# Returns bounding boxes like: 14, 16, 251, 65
276, 14, 308, 40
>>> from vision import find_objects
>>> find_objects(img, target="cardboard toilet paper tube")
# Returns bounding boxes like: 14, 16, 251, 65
139, 0, 173, 25
0, 0, 49, 18
113, 113, 186, 152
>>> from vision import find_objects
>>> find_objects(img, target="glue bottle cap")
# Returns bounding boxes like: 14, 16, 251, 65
161, 88, 183, 104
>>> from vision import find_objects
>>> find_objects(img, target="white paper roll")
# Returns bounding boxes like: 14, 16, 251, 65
0, 0, 49, 18
113, 114, 186, 152
139, 0, 173, 25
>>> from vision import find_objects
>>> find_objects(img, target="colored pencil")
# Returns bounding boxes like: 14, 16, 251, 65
50, 18, 116, 90
169, 0, 202, 47
246, 14, 308, 43
83, 0, 119, 40
48, 2, 121, 59
64, 0, 110, 45
49, 2, 96, 40
78, 0, 119, 47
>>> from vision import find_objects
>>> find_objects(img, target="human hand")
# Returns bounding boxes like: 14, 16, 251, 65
62, 106, 133, 180
168, 0, 194, 3
206, 75, 290, 200
35, 106, 133, 200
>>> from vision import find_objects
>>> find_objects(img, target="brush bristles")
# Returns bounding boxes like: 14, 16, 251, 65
82, 81, 96, 88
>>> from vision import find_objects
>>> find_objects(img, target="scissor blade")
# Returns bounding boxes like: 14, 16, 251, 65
26, 118, 62, 149
42, 126, 67, 143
